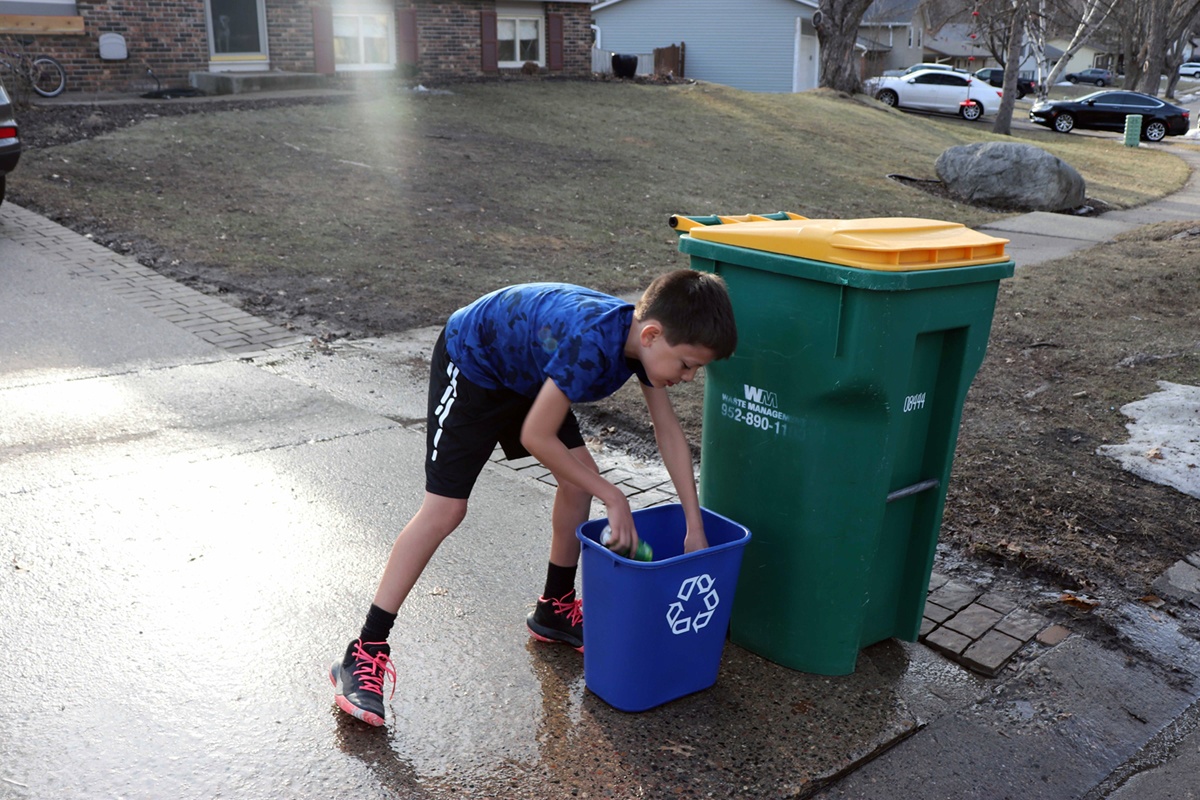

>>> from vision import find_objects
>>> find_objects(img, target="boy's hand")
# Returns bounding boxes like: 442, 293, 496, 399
683, 525, 709, 554
602, 494, 638, 554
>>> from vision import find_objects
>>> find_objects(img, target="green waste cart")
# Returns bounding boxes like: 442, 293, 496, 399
672, 213, 1015, 676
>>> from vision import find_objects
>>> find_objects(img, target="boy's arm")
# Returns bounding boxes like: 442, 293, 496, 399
520, 379, 638, 550
642, 384, 708, 553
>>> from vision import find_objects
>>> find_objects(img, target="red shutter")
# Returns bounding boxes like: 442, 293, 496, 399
547, 12, 564, 71
312, 5, 335, 75
397, 8, 418, 66
481, 10, 498, 72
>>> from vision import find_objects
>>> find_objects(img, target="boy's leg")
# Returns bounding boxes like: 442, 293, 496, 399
548, 443, 598, 568
373, 493, 469, 613
333, 329, 500, 726
331, 492, 467, 727
527, 444, 599, 652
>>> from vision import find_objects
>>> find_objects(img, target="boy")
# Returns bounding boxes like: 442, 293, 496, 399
330, 269, 737, 726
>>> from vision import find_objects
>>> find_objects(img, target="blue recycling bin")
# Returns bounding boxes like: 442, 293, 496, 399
577, 504, 751, 711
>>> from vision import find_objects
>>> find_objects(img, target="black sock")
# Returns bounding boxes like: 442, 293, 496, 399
543, 562, 577, 601
358, 604, 397, 644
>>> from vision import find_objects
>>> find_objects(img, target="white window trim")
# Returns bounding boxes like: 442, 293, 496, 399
204, 0, 269, 72
332, 10, 396, 72
497, 14, 545, 68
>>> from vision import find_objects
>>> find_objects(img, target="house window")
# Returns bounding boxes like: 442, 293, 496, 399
0, 0, 77, 14
209, 0, 265, 55
334, 13, 393, 69
498, 15, 543, 65
0, 0, 83, 34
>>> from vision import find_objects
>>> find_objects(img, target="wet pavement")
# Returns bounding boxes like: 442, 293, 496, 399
3, 135, 1200, 797
0, 205, 922, 797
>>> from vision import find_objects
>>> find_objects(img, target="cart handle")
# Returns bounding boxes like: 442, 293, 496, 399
886, 478, 940, 503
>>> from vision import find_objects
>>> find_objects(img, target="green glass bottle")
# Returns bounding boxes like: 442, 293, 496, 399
600, 526, 653, 562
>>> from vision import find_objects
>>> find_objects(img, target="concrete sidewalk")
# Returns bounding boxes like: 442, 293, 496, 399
2, 143, 1199, 797
975, 145, 1200, 267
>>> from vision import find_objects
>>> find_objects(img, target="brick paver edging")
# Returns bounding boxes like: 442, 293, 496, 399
922, 572, 1069, 676
1, 204, 307, 356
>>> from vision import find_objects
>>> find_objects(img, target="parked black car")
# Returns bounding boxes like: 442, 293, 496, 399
974, 67, 1036, 98
0, 83, 20, 207
1064, 68, 1115, 86
1029, 90, 1191, 141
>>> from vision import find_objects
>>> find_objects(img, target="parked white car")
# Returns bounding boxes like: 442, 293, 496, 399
903, 62, 967, 74
1179, 62, 1200, 78
881, 62, 968, 78
870, 68, 1004, 121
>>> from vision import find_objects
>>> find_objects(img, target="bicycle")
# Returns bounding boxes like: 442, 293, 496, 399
0, 38, 66, 98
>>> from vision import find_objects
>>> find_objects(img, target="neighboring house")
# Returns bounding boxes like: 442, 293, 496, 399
0, 0, 592, 95
863, 0, 1048, 80
859, 0, 998, 77
921, 22, 996, 71
1047, 39, 1110, 78
591, 0, 820, 93
858, 0, 927, 77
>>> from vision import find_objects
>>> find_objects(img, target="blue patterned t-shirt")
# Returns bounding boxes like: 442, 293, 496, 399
445, 283, 642, 402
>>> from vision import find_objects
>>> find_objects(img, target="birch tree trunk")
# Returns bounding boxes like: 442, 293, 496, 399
1027, 0, 1119, 99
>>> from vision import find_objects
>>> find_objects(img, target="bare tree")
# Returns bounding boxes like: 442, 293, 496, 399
1137, 0, 1172, 93
1161, 26, 1195, 97
1131, 0, 1200, 95
814, 0, 877, 93
963, 0, 1031, 134
1103, 0, 1153, 88
1025, 0, 1120, 100
953, 0, 1037, 134
991, 2, 1026, 134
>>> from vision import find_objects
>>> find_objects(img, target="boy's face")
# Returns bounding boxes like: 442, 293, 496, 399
638, 322, 716, 389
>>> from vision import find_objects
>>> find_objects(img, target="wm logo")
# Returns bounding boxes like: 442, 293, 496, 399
743, 384, 778, 408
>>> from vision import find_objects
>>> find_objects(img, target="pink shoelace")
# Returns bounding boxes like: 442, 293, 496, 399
548, 594, 583, 627
351, 641, 397, 699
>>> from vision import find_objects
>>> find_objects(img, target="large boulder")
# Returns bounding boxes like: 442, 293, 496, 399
935, 141, 1086, 211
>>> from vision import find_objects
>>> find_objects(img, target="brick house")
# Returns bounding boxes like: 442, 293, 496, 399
0, 1, 592, 95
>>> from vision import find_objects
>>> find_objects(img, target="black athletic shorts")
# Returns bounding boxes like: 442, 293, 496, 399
425, 329, 585, 499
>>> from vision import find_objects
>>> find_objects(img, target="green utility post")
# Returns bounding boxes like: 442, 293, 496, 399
1124, 114, 1143, 147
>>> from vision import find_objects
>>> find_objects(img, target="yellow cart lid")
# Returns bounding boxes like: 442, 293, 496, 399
686, 217, 1010, 271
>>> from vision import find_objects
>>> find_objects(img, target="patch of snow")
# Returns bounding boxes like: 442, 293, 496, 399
1097, 381, 1200, 500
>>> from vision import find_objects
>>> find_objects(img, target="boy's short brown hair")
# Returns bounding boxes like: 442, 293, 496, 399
635, 269, 737, 360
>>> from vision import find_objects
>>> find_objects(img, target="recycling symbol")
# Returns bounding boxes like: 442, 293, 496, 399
666, 573, 719, 635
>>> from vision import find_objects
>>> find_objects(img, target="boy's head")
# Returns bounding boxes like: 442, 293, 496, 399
635, 269, 737, 360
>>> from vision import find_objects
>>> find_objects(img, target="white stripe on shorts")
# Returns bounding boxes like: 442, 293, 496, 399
431, 361, 460, 462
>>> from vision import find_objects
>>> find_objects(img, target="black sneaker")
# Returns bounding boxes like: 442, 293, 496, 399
329, 639, 395, 727
526, 591, 584, 652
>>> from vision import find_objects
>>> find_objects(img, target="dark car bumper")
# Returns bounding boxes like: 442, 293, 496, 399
0, 148, 19, 175
0, 141, 19, 174
1028, 108, 1054, 127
